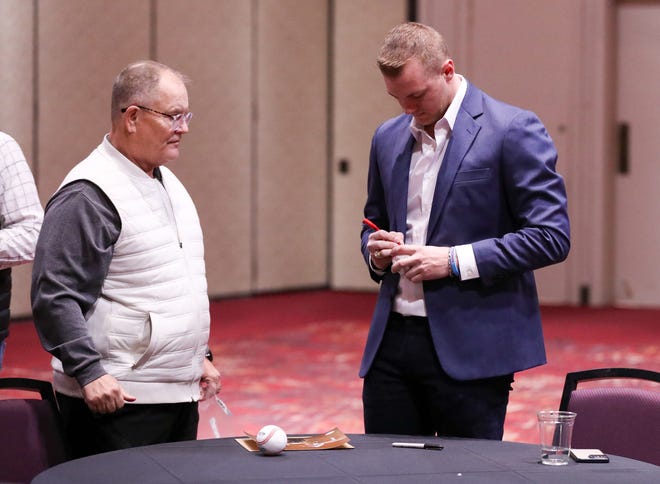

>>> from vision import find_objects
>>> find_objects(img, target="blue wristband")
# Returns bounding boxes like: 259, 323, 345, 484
449, 247, 460, 277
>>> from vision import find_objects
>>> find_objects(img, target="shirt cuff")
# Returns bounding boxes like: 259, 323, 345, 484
368, 255, 387, 275
455, 244, 479, 280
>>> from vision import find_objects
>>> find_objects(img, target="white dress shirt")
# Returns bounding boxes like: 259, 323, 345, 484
393, 76, 479, 317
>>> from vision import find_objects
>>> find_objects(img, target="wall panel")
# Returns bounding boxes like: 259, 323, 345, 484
0, 0, 34, 155
157, 0, 253, 297
38, 0, 151, 200
330, 0, 406, 290
6, 0, 628, 316
255, 0, 328, 290
420, 0, 578, 304
0, 0, 36, 317
614, 2, 660, 306
471, 0, 576, 304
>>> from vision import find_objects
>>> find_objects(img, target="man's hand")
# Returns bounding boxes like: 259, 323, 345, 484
199, 357, 221, 401
367, 230, 404, 270
82, 374, 136, 414
390, 245, 451, 282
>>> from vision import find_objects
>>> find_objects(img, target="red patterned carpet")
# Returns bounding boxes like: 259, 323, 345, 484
2, 290, 659, 444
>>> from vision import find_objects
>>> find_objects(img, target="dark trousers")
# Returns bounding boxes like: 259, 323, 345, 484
56, 393, 199, 458
363, 313, 513, 440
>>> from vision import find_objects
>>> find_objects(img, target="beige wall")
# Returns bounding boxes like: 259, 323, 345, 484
1, 0, 406, 317
255, 0, 329, 291
37, 0, 151, 200
3, 0, 643, 316
421, 0, 578, 304
157, 0, 253, 295
419, 0, 620, 306
0, 0, 35, 318
330, 0, 407, 290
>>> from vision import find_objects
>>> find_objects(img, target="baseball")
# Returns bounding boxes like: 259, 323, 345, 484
255, 424, 287, 455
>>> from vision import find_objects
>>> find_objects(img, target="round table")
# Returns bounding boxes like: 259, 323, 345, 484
32, 434, 660, 483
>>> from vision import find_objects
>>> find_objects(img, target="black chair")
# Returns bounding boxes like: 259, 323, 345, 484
0, 377, 68, 483
559, 367, 660, 465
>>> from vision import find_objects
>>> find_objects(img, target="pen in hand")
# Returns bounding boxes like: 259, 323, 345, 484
363, 218, 402, 247
362, 218, 381, 232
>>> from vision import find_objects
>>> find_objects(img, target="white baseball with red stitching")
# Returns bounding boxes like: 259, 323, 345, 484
256, 425, 287, 455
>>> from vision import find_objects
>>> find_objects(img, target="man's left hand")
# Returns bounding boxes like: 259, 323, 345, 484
390, 244, 451, 282
199, 357, 221, 401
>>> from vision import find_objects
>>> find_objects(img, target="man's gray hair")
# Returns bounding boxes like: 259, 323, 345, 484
111, 60, 188, 122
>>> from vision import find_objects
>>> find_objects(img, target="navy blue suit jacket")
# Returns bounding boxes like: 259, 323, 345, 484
360, 81, 570, 381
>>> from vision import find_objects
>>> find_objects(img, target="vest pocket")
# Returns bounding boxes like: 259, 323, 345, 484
131, 312, 159, 370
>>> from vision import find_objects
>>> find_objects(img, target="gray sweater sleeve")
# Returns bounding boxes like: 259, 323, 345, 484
31, 180, 121, 387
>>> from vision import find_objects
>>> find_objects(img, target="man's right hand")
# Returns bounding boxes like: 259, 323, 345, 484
367, 230, 404, 270
81, 374, 137, 414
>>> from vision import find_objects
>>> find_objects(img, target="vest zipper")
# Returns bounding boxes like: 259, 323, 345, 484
160, 178, 183, 248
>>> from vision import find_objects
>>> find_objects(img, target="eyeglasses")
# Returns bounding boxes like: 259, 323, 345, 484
121, 105, 193, 130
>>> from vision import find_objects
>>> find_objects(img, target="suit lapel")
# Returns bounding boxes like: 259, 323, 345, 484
389, 132, 415, 234
427, 85, 483, 240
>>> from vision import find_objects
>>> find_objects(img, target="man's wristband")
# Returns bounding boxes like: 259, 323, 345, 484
449, 247, 460, 278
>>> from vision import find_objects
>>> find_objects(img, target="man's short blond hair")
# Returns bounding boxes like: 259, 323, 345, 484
377, 22, 450, 77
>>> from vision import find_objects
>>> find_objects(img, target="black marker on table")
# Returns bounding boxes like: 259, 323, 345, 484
392, 442, 444, 450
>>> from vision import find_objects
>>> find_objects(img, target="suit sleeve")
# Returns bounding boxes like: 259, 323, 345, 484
471, 110, 570, 286
361, 130, 391, 282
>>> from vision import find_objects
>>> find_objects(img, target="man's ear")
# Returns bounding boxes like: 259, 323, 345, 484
124, 106, 139, 134
441, 59, 455, 80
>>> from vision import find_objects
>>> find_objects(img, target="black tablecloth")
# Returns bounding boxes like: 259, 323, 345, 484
32, 434, 659, 483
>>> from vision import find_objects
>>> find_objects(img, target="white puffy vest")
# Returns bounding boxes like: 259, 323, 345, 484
52, 139, 210, 403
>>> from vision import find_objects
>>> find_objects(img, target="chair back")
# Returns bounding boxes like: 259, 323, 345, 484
0, 377, 68, 483
559, 368, 660, 466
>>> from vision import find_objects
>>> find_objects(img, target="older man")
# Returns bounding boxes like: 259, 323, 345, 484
32, 61, 220, 457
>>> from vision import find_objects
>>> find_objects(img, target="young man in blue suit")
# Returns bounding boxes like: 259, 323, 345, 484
360, 22, 570, 439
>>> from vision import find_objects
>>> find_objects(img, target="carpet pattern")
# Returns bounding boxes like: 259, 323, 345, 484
2, 291, 659, 445
202, 292, 659, 443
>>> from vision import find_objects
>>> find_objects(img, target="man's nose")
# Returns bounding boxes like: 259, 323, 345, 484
174, 119, 190, 133
402, 100, 417, 115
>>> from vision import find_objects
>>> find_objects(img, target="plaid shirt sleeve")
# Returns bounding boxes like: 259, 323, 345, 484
0, 132, 44, 269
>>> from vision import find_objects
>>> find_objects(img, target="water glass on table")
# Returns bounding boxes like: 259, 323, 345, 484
537, 410, 577, 465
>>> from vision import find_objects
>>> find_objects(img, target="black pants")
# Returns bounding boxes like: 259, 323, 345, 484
56, 393, 199, 458
363, 313, 513, 439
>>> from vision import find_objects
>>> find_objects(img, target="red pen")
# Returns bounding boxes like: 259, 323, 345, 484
362, 218, 381, 232
363, 218, 402, 245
